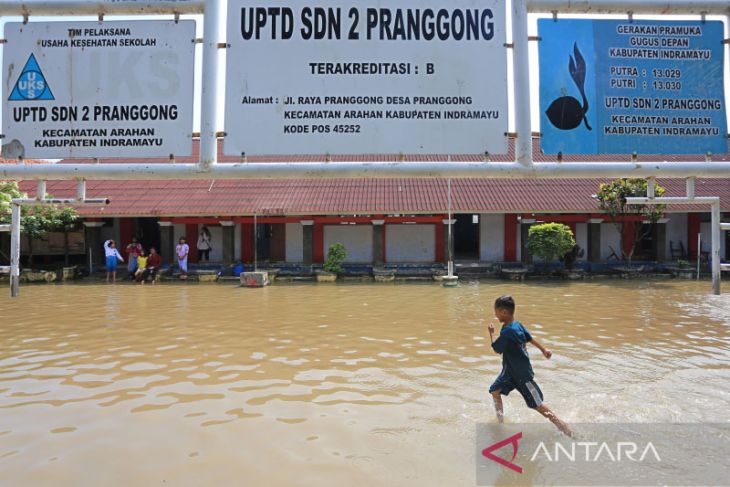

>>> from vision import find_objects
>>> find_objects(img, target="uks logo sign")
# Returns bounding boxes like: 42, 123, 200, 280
481, 432, 523, 474
8, 54, 55, 101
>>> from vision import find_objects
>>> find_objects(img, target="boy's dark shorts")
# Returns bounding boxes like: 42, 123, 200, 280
489, 373, 544, 409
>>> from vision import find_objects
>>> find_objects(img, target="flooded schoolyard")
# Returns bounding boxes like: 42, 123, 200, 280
0, 280, 728, 486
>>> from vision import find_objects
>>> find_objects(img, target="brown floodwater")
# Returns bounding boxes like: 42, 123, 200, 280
0, 280, 728, 486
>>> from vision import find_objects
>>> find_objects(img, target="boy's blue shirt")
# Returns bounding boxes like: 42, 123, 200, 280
491, 320, 534, 384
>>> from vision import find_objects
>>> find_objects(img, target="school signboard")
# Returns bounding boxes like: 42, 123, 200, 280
538, 19, 726, 155
224, 0, 508, 155
1, 20, 196, 159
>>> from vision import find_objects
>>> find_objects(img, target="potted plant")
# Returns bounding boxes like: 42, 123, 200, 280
525, 223, 576, 277
317, 243, 346, 282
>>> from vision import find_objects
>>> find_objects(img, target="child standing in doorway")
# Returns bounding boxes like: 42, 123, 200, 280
176, 237, 189, 279
197, 226, 212, 262
488, 295, 572, 436
103, 239, 124, 283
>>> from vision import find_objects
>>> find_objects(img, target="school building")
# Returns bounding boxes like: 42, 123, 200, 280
6, 138, 730, 268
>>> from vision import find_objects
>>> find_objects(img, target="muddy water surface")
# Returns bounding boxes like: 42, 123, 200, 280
0, 281, 728, 486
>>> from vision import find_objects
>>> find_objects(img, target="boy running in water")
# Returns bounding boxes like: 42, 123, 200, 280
488, 295, 572, 436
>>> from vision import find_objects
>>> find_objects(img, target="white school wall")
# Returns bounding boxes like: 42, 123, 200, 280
385, 224, 435, 262
665, 213, 688, 260
600, 223, 622, 260
285, 223, 304, 262
479, 214, 504, 261
324, 225, 373, 263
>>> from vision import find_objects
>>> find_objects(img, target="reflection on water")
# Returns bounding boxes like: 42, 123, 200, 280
0, 281, 728, 486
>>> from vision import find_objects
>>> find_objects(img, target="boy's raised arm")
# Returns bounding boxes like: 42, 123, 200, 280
529, 336, 552, 359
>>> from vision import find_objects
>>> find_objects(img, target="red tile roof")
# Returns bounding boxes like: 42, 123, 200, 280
10, 138, 730, 216
15, 177, 730, 216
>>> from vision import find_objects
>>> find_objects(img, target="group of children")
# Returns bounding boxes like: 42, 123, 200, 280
103, 239, 162, 284
103, 236, 192, 283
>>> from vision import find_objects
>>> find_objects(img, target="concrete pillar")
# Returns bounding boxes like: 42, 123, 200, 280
83, 221, 105, 269
158, 221, 174, 265
372, 219, 385, 266
221, 221, 235, 264
654, 219, 668, 262
442, 219, 455, 264
520, 220, 534, 264
587, 218, 603, 263
301, 220, 314, 265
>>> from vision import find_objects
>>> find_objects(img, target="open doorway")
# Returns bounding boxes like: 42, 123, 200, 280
453, 214, 480, 260
136, 218, 161, 254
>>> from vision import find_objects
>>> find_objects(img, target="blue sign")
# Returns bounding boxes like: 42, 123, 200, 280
538, 19, 726, 155
8, 54, 54, 101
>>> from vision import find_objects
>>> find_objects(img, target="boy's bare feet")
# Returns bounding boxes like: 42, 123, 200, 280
535, 404, 572, 437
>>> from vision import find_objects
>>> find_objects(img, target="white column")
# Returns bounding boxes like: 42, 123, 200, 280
512, 0, 533, 166
199, 0, 222, 171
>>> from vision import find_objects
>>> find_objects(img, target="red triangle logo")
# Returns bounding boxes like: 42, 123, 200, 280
481, 432, 523, 473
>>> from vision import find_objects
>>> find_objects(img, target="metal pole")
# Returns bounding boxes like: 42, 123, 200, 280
10, 204, 20, 298
5, 161, 730, 181
512, 0, 533, 166
711, 202, 721, 294
198, 0, 222, 171
447, 178, 453, 277
0, 0, 204, 16
12, 198, 110, 205
253, 214, 258, 272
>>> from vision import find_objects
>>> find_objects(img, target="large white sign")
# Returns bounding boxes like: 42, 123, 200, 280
224, 1, 508, 155
2, 20, 195, 159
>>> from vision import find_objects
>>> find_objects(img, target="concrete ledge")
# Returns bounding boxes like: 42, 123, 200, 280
315, 271, 337, 282
501, 268, 528, 281
275, 275, 315, 282
373, 267, 395, 282
20, 270, 57, 283
62, 266, 78, 280
560, 269, 585, 280
241, 271, 270, 287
